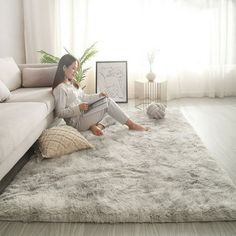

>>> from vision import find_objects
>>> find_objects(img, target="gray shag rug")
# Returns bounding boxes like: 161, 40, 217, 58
0, 108, 236, 223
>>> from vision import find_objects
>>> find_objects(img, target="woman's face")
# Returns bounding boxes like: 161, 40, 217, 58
64, 61, 78, 80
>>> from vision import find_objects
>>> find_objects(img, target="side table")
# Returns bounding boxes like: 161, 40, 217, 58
134, 80, 167, 110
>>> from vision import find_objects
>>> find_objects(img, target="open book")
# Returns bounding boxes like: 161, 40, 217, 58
84, 96, 107, 114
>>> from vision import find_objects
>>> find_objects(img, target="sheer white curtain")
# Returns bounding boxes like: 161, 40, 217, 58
23, 0, 60, 63
23, 0, 236, 99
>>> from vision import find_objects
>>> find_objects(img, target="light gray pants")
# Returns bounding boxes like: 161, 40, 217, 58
77, 97, 129, 131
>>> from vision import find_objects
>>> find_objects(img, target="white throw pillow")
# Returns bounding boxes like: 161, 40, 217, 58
0, 57, 21, 91
0, 80, 11, 102
38, 125, 93, 158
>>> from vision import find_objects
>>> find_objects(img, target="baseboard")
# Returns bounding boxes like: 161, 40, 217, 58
0, 146, 35, 194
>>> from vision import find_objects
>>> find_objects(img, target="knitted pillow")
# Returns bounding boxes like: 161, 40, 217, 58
38, 125, 93, 158
146, 102, 166, 119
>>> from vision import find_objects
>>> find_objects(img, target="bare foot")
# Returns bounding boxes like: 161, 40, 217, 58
89, 125, 104, 136
126, 119, 149, 131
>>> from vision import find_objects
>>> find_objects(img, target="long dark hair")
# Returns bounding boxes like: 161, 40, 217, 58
52, 54, 78, 90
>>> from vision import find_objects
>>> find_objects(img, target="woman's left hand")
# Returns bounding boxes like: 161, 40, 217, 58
99, 92, 108, 97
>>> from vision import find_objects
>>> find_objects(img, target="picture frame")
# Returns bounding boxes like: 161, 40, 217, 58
96, 61, 128, 103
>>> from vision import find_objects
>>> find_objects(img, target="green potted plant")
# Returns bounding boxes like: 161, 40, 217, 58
37, 42, 98, 87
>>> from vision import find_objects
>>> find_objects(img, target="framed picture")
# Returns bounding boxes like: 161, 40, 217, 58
96, 61, 128, 103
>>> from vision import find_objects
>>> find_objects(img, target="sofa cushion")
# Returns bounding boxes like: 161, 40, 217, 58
0, 112, 54, 181
0, 102, 49, 165
0, 80, 11, 102
0, 57, 21, 91
6, 88, 54, 113
22, 67, 57, 87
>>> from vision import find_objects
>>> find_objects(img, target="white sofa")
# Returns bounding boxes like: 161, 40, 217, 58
0, 58, 57, 191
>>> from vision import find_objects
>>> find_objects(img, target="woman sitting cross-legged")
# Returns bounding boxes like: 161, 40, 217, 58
52, 54, 148, 136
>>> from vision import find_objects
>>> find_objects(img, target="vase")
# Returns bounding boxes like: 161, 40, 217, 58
146, 71, 156, 82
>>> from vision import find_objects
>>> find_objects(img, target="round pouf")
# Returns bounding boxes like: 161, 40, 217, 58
146, 102, 166, 119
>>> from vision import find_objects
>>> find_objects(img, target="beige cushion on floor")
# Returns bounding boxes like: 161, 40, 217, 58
0, 57, 21, 91
0, 80, 11, 102
22, 66, 57, 87
38, 125, 93, 158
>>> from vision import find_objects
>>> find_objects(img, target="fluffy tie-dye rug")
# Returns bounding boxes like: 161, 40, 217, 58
0, 109, 236, 223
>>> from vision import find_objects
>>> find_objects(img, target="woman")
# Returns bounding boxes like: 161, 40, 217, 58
52, 54, 147, 136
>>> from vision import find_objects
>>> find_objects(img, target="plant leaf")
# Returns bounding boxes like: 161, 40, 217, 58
80, 42, 98, 66
37, 50, 59, 63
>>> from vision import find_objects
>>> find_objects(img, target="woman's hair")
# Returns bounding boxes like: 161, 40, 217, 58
52, 54, 78, 90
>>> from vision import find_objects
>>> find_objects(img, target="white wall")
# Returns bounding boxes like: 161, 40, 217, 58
0, 0, 25, 63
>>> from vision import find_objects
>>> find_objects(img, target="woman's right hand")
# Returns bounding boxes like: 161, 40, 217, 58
79, 102, 89, 111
